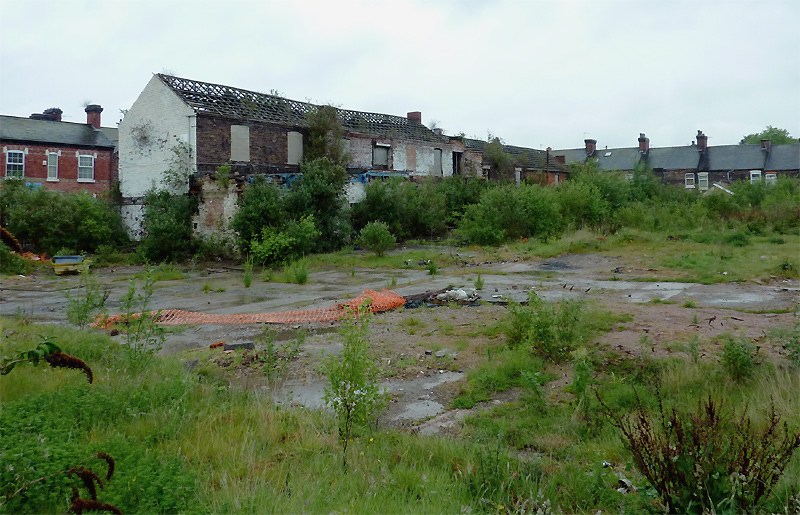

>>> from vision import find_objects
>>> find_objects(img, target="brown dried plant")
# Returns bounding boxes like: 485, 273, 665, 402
597, 388, 800, 513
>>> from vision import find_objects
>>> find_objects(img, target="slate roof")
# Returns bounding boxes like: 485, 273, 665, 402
0, 115, 115, 149
157, 74, 447, 144
553, 142, 800, 172
766, 144, 800, 171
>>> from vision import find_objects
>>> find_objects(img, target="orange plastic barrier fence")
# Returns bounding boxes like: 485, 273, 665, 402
96, 289, 405, 327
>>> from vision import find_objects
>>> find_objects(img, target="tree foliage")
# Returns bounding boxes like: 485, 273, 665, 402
0, 180, 128, 255
740, 126, 796, 145
139, 189, 197, 262
284, 158, 350, 252
305, 105, 350, 166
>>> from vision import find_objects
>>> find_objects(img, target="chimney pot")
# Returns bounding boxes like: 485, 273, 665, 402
760, 139, 771, 151
584, 138, 597, 156
638, 133, 649, 153
85, 104, 103, 129
407, 111, 422, 124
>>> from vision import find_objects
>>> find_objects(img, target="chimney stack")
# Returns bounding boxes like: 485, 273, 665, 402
30, 108, 63, 121
696, 130, 707, 152
407, 111, 422, 124
44, 108, 63, 121
638, 133, 650, 153
760, 139, 771, 152
585, 138, 597, 156
85, 104, 103, 129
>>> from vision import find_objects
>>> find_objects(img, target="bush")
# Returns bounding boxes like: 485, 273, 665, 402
0, 242, 31, 275
230, 177, 285, 253
720, 333, 756, 381
0, 181, 128, 255
599, 393, 800, 514
284, 158, 350, 253
250, 215, 319, 265
139, 189, 197, 262
358, 222, 396, 256
505, 293, 591, 362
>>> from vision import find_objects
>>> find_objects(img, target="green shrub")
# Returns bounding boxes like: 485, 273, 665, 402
243, 256, 253, 288
0, 181, 127, 255
0, 242, 31, 275
286, 258, 309, 284
358, 222, 396, 256
322, 306, 387, 467
720, 333, 756, 381
250, 215, 320, 265
505, 293, 591, 362
139, 189, 197, 262
230, 176, 285, 253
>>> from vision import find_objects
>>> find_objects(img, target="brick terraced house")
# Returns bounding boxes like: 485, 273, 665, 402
0, 106, 116, 195
553, 131, 799, 190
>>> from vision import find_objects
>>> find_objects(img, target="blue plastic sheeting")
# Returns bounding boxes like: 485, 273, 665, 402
349, 171, 410, 183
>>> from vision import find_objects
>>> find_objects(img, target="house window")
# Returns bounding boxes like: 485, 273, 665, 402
231, 125, 250, 162
684, 172, 695, 189
434, 148, 442, 176
5, 150, 24, 178
765, 173, 777, 185
749, 170, 762, 184
47, 152, 59, 180
373, 144, 389, 170
698, 172, 709, 191
625, 173, 633, 181
78, 155, 94, 181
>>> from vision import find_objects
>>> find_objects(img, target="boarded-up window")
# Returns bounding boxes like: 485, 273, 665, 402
434, 148, 442, 176
373, 145, 389, 169
231, 125, 250, 162
287, 131, 303, 165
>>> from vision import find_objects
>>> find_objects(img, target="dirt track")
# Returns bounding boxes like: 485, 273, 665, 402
2, 252, 797, 433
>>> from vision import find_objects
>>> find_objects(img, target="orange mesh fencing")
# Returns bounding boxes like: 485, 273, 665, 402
96, 289, 405, 327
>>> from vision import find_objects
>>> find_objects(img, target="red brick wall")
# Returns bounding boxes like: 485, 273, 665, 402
1, 142, 113, 195
196, 115, 296, 172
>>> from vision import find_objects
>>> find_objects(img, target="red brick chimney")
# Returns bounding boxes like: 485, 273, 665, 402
696, 130, 707, 151
638, 133, 649, 153
44, 108, 63, 121
85, 104, 103, 129
407, 111, 422, 124
585, 138, 597, 156
761, 139, 771, 151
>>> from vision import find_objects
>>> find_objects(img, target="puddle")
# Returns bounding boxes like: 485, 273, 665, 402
275, 371, 464, 422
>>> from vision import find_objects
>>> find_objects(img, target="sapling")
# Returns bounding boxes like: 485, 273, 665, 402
322, 304, 387, 468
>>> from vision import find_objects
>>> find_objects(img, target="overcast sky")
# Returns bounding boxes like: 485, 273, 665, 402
1, 0, 798, 150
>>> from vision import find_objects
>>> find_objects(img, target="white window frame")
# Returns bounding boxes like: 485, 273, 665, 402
697, 172, 709, 191
765, 173, 777, 185
47, 152, 59, 181
684, 172, 695, 189
5, 150, 24, 178
78, 154, 95, 181
749, 170, 762, 184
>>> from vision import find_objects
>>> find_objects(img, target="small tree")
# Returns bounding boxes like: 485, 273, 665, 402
305, 105, 350, 166
358, 221, 396, 257
322, 305, 387, 468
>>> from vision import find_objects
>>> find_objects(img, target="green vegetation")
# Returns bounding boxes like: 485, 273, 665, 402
740, 125, 796, 145
139, 189, 197, 262
357, 221, 396, 257
322, 307, 387, 468
0, 180, 127, 256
